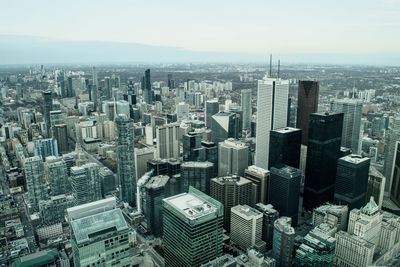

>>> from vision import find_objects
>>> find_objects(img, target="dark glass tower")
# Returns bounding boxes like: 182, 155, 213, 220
334, 154, 370, 210
182, 133, 204, 162
390, 141, 400, 206
205, 99, 219, 128
269, 127, 302, 169
42, 90, 53, 138
303, 112, 343, 210
181, 161, 214, 194
269, 165, 301, 226
143, 69, 153, 104
296, 80, 319, 145
211, 112, 240, 144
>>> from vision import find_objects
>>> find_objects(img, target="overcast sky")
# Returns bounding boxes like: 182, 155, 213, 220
1, 0, 399, 55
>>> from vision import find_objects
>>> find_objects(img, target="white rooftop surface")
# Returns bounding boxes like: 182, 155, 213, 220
341, 154, 369, 164
273, 127, 301, 133
164, 193, 217, 220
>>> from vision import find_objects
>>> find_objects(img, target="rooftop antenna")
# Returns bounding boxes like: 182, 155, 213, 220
277, 59, 281, 79
269, 54, 272, 78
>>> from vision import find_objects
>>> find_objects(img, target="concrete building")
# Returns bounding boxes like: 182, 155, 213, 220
135, 147, 156, 180
218, 138, 248, 177
70, 163, 101, 205
163, 187, 224, 267
255, 203, 279, 250
45, 156, 69, 196
272, 217, 295, 267
23, 156, 46, 212
244, 165, 270, 205
230, 205, 266, 252
366, 166, 386, 209
156, 123, 180, 159
39, 194, 75, 225
241, 89, 252, 130
205, 99, 219, 128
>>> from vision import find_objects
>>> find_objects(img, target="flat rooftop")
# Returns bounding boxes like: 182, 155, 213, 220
340, 154, 370, 164
273, 127, 301, 133
231, 205, 262, 219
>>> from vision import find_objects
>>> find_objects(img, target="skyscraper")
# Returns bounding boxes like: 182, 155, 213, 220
303, 112, 344, 210
334, 154, 370, 210
210, 175, 253, 231
383, 117, 400, 190
230, 205, 266, 252
244, 165, 270, 205
390, 141, 400, 206
156, 123, 180, 159
53, 124, 68, 154
205, 99, 220, 128
143, 68, 152, 104
255, 76, 289, 170
255, 203, 279, 250
163, 187, 224, 267
269, 127, 302, 169
182, 132, 204, 162
241, 89, 252, 130
330, 98, 363, 153
272, 217, 295, 267
366, 167, 386, 209
115, 114, 136, 206
24, 156, 46, 212
45, 156, 69, 196
42, 90, 53, 137
181, 161, 214, 194
296, 80, 319, 145
269, 165, 301, 226
218, 138, 249, 177
211, 111, 239, 143
70, 163, 101, 205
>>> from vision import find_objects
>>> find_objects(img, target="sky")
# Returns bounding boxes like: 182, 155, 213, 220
1, 0, 400, 63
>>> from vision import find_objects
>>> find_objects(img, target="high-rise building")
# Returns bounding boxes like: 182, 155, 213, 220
269, 127, 302, 169
255, 203, 279, 250
210, 175, 253, 231
202, 141, 218, 177
141, 175, 169, 237
390, 141, 400, 206
303, 112, 344, 210
272, 217, 295, 267
366, 166, 386, 209
70, 163, 101, 205
230, 205, 266, 252
181, 161, 214, 194
163, 187, 224, 267
143, 69, 153, 104
45, 156, 69, 196
53, 124, 68, 154
34, 138, 59, 158
334, 154, 370, 210
269, 165, 301, 226
99, 167, 116, 197
211, 112, 240, 144
115, 114, 136, 206
330, 98, 363, 153
205, 99, 220, 128
134, 147, 155, 180
42, 90, 53, 137
244, 165, 270, 205
241, 89, 252, 130
24, 156, 46, 212
182, 132, 204, 162
39, 194, 75, 225
156, 123, 180, 159
383, 119, 400, 191
218, 138, 248, 177
296, 80, 319, 145
68, 198, 135, 267
255, 76, 289, 170
312, 204, 349, 232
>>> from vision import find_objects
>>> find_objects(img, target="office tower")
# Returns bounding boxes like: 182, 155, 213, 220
272, 217, 295, 267
366, 167, 386, 209
244, 165, 270, 205
156, 123, 180, 159
34, 138, 59, 158
269, 165, 301, 226
211, 111, 240, 143
143, 69, 152, 104
68, 198, 135, 267
135, 147, 155, 180
230, 205, 266, 251
202, 141, 218, 177
70, 163, 101, 205
176, 102, 189, 119
205, 99, 220, 128
163, 187, 224, 267
229, 104, 243, 138
181, 161, 214, 194
241, 89, 252, 130
147, 158, 182, 177
99, 167, 116, 196
218, 138, 248, 177
45, 156, 69, 196
294, 223, 336, 267
167, 73, 173, 88
391, 141, 400, 206
255, 76, 289, 170
383, 118, 400, 190
303, 112, 344, 210
53, 124, 68, 154
312, 204, 349, 231
255, 203, 279, 250
115, 114, 136, 206
296, 80, 319, 145
42, 90, 53, 137
269, 127, 302, 169
334, 154, 370, 210
141, 175, 169, 237
182, 132, 204, 161
23, 156, 46, 212
210, 175, 253, 231
330, 98, 363, 153
39, 194, 75, 225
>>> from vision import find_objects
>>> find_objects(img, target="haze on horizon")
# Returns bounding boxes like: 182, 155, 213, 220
1, 0, 400, 65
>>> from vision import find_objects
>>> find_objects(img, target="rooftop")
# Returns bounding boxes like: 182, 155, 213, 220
340, 154, 370, 164
231, 205, 262, 219
273, 127, 301, 134
144, 175, 169, 189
